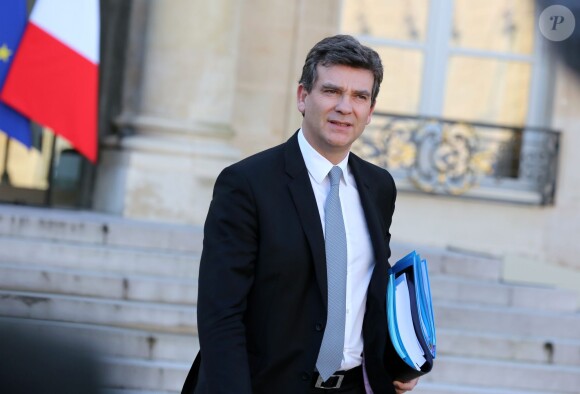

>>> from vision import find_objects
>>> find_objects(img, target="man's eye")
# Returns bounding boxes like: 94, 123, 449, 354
356, 95, 369, 101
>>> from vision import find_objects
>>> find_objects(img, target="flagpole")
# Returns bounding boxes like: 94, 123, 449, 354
1, 140, 11, 185
44, 134, 57, 206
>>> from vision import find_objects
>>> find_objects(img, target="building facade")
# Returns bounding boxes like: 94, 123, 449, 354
2, 0, 580, 296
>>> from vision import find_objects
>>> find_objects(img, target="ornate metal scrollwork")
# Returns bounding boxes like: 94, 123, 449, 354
354, 113, 559, 204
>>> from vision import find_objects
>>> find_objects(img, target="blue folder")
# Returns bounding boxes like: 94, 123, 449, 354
384, 251, 436, 381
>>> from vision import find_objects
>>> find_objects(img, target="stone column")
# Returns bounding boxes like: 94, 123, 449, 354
231, 0, 342, 157
94, 0, 242, 225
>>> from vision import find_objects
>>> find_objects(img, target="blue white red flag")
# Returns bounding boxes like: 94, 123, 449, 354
0, 0, 32, 147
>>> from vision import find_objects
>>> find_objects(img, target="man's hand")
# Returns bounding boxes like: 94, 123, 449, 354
393, 377, 419, 393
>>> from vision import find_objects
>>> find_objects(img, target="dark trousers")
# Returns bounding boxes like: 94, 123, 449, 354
310, 385, 365, 394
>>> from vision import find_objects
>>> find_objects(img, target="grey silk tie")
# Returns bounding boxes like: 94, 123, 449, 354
316, 166, 347, 381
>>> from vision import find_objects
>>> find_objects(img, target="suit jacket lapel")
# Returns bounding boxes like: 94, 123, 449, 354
349, 154, 391, 297
284, 132, 328, 306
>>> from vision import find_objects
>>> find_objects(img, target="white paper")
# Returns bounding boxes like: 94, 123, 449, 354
395, 273, 426, 369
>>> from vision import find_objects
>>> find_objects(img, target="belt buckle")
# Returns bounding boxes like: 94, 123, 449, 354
315, 374, 344, 389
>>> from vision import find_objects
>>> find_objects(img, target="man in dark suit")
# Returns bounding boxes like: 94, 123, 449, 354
182, 35, 418, 394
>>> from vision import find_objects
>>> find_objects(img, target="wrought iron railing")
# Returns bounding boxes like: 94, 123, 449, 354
354, 113, 560, 205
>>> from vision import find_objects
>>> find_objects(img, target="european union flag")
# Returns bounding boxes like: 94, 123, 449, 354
0, 0, 31, 148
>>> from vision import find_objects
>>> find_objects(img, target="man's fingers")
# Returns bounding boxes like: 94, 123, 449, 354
393, 377, 419, 392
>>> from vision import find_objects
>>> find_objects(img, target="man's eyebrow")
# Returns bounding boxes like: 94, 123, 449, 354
320, 83, 371, 97
320, 83, 342, 91
353, 89, 371, 97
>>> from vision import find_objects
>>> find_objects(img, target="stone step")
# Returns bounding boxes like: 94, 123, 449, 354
3, 259, 576, 312
101, 357, 189, 393
436, 301, 580, 340
5, 315, 579, 370
438, 328, 580, 366
0, 203, 503, 282
0, 317, 199, 363
0, 236, 200, 278
99, 354, 580, 393
430, 275, 578, 312
422, 355, 580, 393
391, 244, 503, 282
0, 204, 203, 252
0, 238, 505, 284
0, 290, 196, 334
0, 263, 197, 305
102, 390, 179, 394
413, 381, 566, 394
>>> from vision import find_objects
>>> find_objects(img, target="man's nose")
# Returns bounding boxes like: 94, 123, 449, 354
334, 95, 353, 113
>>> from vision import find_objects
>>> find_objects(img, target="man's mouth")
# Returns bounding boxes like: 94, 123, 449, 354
329, 120, 352, 127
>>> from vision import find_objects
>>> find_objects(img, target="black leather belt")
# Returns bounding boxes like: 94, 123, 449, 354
311, 365, 363, 390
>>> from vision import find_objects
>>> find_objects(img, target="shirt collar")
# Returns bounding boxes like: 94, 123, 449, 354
297, 129, 350, 186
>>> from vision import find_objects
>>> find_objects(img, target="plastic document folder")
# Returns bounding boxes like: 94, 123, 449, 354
384, 251, 436, 381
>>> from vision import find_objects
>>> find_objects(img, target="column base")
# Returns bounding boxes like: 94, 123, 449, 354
93, 122, 239, 225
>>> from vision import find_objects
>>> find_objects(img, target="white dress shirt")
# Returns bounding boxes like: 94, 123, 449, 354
298, 129, 375, 371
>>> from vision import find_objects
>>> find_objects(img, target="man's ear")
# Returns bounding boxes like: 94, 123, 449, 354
297, 84, 307, 115
366, 103, 376, 125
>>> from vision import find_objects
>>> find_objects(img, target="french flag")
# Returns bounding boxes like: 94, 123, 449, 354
0, 0, 100, 162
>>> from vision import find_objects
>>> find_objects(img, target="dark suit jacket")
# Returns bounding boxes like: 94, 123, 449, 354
182, 132, 397, 394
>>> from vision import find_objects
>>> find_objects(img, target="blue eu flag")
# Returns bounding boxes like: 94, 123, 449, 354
0, 0, 31, 148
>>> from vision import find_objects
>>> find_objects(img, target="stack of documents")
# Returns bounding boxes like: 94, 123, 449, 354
384, 251, 436, 381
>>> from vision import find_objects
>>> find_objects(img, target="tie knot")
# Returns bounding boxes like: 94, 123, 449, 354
328, 166, 342, 187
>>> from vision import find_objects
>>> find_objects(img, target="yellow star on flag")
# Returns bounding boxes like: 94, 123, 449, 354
0, 43, 13, 62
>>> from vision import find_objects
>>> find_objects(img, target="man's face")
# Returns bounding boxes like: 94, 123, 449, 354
297, 64, 375, 163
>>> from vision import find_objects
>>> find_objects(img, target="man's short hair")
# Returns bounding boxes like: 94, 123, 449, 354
299, 34, 383, 107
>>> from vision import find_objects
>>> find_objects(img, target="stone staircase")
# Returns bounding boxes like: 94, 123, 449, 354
0, 205, 199, 393
1, 204, 579, 393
